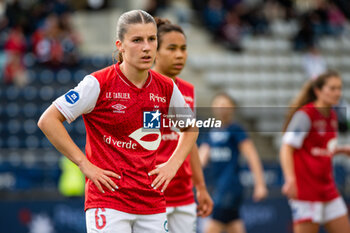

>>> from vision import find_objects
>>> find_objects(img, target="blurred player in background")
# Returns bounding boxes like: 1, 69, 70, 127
280, 71, 350, 233
153, 17, 213, 233
38, 9, 198, 233
199, 93, 268, 233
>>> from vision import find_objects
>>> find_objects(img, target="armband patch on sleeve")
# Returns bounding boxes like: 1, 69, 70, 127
65, 90, 80, 104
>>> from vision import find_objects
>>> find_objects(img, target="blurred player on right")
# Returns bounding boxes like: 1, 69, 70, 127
280, 71, 350, 233
199, 93, 268, 233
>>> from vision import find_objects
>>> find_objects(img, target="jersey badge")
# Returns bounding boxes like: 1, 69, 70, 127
65, 90, 79, 104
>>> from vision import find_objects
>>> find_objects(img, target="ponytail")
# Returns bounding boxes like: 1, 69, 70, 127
282, 70, 340, 132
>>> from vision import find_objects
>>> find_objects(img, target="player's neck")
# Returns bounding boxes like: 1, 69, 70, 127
314, 100, 331, 116
120, 62, 149, 88
154, 67, 176, 81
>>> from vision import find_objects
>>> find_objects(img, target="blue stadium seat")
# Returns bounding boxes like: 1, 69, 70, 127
6, 86, 20, 101
39, 69, 55, 85
6, 103, 20, 118
23, 119, 38, 134
6, 135, 21, 148
23, 86, 38, 101
7, 119, 21, 135
74, 69, 88, 83
39, 86, 55, 101
25, 135, 40, 149
57, 69, 72, 84
23, 53, 36, 68
23, 103, 38, 118
26, 70, 37, 85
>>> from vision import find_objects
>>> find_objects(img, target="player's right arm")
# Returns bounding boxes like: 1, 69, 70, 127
280, 144, 297, 199
280, 111, 310, 199
198, 143, 210, 167
38, 76, 120, 194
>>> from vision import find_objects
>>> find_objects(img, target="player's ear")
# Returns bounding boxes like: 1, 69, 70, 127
116, 40, 124, 52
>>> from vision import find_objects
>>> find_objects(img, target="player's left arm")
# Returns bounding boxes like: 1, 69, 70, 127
240, 139, 268, 202
334, 145, 350, 156
190, 144, 213, 217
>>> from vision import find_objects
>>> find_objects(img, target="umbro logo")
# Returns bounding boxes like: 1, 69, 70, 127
112, 103, 127, 113
112, 104, 126, 111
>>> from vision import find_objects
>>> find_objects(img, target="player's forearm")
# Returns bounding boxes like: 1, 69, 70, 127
168, 127, 199, 171
38, 105, 87, 166
280, 144, 296, 182
334, 146, 350, 156
241, 140, 266, 187
245, 152, 265, 186
189, 144, 207, 190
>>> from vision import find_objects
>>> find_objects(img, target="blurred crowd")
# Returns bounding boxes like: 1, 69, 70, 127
199, 0, 347, 52
0, 0, 80, 87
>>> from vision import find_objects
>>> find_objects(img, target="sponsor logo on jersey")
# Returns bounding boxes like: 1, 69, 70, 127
162, 131, 180, 141
143, 110, 161, 129
150, 93, 166, 103
129, 128, 161, 151
106, 92, 130, 100
210, 147, 232, 161
103, 135, 137, 149
112, 103, 127, 113
210, 131, 230, 143
65, 90, 79, 104
311, 138, 337, 157
183, 95, 193, 103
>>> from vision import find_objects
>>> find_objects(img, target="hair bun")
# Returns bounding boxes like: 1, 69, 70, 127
154, 17, 171, 28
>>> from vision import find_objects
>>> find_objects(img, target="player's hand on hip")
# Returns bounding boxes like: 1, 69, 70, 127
79, 159, 121, 193
282, 178, 297, 199
196, 187, 213, 217
148, 162, 177, 193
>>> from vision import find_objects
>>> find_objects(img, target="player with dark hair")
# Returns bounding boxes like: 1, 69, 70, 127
153, 17, 213, 233
281, 71, 350, 233
38, 10, 198, 233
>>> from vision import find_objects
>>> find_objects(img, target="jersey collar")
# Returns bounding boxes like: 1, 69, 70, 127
114, 63, 153, 90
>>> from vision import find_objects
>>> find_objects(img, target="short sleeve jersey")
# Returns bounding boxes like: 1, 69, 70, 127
156, 77, 195, 207
204, 123, 248, 208
282, 102, 339, 201
54, 63, 190, 214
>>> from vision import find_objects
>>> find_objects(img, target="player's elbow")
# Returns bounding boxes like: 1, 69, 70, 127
37, 114, 49, 132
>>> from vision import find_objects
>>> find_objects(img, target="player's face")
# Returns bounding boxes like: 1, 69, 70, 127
211, 96, 234, 122
156, 31, 187, 78
316, 76, 342, 106
117, 23, 157, 71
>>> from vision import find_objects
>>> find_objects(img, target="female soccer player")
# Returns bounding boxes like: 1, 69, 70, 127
280, 71, 350, 233
199, 93, 268, 233
153, 17, 213, 233
38, 10, 198, 233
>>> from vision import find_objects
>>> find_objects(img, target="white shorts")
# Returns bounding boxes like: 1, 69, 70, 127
289, 197, 348, 224
166, 203, 197, 233
86, 208, 167, 233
